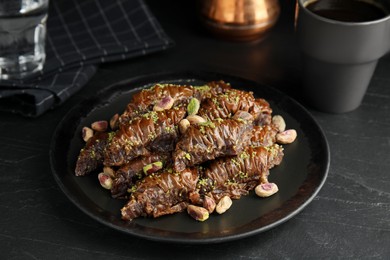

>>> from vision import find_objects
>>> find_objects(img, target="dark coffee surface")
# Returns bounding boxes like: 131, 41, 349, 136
306, 0, 388, 22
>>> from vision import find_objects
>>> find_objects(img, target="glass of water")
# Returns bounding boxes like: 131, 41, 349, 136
0, 0, 48, 80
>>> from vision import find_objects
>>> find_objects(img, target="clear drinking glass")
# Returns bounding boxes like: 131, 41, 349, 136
0, 0, 48, 80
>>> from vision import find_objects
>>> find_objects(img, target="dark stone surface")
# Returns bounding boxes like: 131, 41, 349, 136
1, 0, 389, 258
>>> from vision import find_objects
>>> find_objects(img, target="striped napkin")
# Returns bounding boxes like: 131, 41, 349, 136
0, 0, 174, 117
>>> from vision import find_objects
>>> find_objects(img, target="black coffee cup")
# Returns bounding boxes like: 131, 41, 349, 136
296, 0, 390, 113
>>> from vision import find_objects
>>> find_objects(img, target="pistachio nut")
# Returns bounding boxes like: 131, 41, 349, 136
103, 166, 115, 178
186, 115, 207, 124
203, 196, 216, 213
272, 115, 286, 132
187, 98, 200, 115
153, 96, 174, 111
187, 205, 209, 221
91, 120, 108, 132
110, 113, 119, 130
82, 126, 94, 142
98, 172, 113, 190
216, 196, 232, 214
276, 129, 297, 144
179, 118, 190, 134
143, 161, 163, 175
255, 182, 279, 197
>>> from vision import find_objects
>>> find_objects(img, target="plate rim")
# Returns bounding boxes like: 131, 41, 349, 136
50, 70, 330, 244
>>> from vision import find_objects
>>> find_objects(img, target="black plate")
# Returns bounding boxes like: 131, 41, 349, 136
50, 71, 330, 244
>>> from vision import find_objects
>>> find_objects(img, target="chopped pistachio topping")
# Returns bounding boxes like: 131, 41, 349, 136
107, 132, 115, 142
194, 85, 211, 93
197, 178, 208, 188
226, 179, 236, 185
143, 161, 163, 175
164, 126, 176, 133
230, 158, 240, 167
236, 118, 246, 123
199, 121, 216, 128
127, 185, 137, 193
142, 111, 159, 123
240, 151, 250, 160
148, 132, 157, 140
238, 171, 248, 179
198, 178, 207, 185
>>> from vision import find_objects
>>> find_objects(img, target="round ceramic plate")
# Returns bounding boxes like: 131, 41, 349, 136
50, 71, 330, 244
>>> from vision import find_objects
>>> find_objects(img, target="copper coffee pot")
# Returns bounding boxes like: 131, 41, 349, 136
198, 0, 280, 41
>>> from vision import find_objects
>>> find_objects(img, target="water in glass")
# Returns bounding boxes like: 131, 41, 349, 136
0, 0, 48, 80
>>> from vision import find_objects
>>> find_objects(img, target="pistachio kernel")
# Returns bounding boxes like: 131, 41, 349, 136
110, 113, 119, 130
272, 115, 286, 132
143, 161, 163, 175
82, 127, 94, 142
91, 120, 108, 132
187, 98, 200, 115
203, 196, 216, 213
216, 196, 233, 214
276, 129, 297, 144
98, 172, 113, 190
187, 205, 209, 221
153, 96, 174, 111
255, 182, 279, 197
186, 115, 207, 124
179, 118, 190, 134
103, 166, 115, 178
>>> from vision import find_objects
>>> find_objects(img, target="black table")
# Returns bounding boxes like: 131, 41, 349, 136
1, 1, 389, 258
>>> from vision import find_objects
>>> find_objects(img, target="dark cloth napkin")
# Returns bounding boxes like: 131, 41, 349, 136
0, 0, 174, 117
